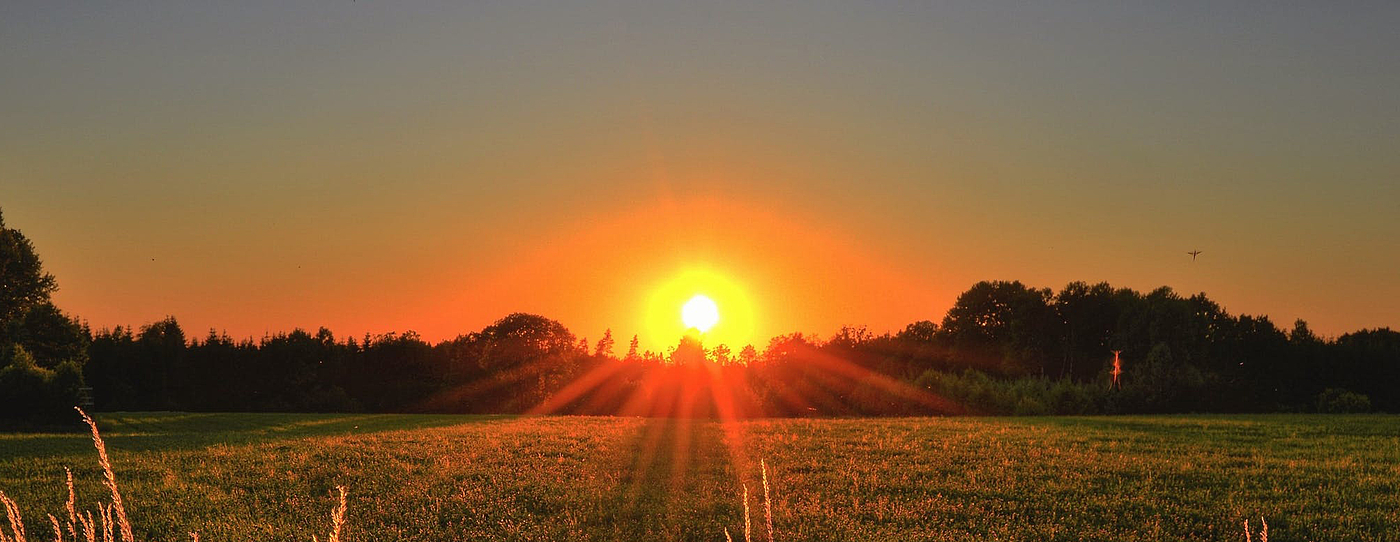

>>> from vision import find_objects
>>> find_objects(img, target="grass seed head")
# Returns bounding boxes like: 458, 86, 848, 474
761, 460, 774, 542
75, 408, 133, 542
2, 491, 26, 542
100, 500, 113, 542
79, 512, 95, 542
326, 486, 348, 542
742, 484, 751, 542
65, 469, 76, 533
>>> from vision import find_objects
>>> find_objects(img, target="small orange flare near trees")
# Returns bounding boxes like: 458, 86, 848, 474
1110, 350, 1123, 391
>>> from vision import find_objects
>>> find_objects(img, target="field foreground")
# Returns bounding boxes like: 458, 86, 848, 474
0, 413, 1396, 541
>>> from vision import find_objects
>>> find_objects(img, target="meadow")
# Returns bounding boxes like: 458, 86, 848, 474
0, 413, 1396, 541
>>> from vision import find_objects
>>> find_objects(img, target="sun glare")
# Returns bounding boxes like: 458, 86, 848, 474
643, 267, 757, 350
682, 294, 720, 333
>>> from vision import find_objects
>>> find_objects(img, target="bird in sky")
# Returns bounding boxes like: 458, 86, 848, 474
1188, 250, 1202, 261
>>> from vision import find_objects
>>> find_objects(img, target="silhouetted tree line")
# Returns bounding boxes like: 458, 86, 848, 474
3, 209, 1399, 424
66, 291, 1400, 417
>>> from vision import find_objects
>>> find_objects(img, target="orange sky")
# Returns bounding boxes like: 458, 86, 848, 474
3, 2, 1398, 349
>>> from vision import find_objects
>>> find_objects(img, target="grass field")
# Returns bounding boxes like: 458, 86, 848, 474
1, 413, 1396, 541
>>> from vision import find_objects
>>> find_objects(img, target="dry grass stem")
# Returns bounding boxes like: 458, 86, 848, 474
327, 486, 347, 542
2, 491, 26, 542
760, 460, 774, 542
742, 485, 751, 542
79, 512, 95, 542
75, 408, 133, 542
64, 469, 76, 539
1245, 517, 1270, 542
99, 504, 112, 542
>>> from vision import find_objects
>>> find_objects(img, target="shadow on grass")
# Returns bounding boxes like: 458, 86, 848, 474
593, 417, 741, 540
0, 412, 511, 461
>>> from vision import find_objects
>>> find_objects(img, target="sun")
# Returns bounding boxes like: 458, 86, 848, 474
642, 267, 757, 349
682, 294, 720, 333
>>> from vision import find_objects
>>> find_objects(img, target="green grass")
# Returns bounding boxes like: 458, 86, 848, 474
1, 413, 1397, 541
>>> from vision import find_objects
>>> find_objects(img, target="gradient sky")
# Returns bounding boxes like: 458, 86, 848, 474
3, 1, 1398, 350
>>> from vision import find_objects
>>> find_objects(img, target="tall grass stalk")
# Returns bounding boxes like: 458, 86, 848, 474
77, 511, 94, 542
741, 485, 751, 542
75, 408, 132, 542
1245, 517, 1269, 542
2, 491, 27, 542
760, 460, 773, 542
64, 469, 76, 540
100, 504, 113, 542
312, 486, 347, 542
727, 461, 777, 542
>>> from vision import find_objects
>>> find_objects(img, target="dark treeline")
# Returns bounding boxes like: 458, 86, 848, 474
3, 210, 1399, 424
13, 285, 1400, 422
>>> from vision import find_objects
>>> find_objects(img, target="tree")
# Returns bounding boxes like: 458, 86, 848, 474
764, 333, 815, 364
670, 335, 708, 365
0, 211, 86, 423
136, 316, 186, 410
1332, 328, 1400, 411
4, 302, 88, 369
711, 343, 732, 365
0, 210, 58, 329
1117, 343, 1204, 413
737, 345, 759, 365
625, 335, 640, 362
594, 329, 615, 359
469, 313, 577, 371
827, 325, 875, 350
1054, 282, 1118, 381
940, 281, 1059, 375
897, 320, 939, 344
1289, 319, 1320, 345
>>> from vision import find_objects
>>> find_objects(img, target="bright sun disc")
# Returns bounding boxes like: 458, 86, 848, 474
682, 294, 720, 333
642, 267, 756, 350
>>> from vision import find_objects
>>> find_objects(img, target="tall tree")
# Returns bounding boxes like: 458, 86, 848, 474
594, 329, 615, 359
0, 210, 83, 424
1054, 281, 1118, 381
940, 281, 1059, 375
0, 210, 57, 327
5, 302, 88, 369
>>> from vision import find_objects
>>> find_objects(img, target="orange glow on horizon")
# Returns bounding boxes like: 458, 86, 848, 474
433, 198, 945, 353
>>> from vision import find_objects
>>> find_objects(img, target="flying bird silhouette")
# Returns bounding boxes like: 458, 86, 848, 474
1188, 250, 1202, 261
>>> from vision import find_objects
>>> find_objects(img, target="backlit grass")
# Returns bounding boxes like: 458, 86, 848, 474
1, 413, 1396, 541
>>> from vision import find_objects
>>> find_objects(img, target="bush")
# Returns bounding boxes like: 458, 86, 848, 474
1316, 388, 1371, 413
916, 368, 1108, 416
0, 345, 84, 426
